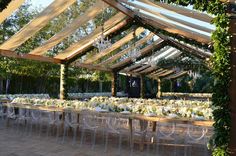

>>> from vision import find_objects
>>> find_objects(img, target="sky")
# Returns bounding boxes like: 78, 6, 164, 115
29, 0, 53, 9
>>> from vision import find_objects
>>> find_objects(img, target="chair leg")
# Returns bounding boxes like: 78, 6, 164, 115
104, 132, 109, 153
118, 134, 122, 155
92, 130, 96, 150
62, 125, 67, 144
80, 128, 85, 147
46, 123, 51, 138
38, 121, 43, 137
72, 127, 77, 145
56, 124, 61, 142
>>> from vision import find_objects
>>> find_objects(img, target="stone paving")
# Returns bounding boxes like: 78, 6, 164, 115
0, 120, 210, 156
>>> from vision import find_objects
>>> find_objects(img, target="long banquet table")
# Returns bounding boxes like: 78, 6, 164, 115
2, 102, 214, 150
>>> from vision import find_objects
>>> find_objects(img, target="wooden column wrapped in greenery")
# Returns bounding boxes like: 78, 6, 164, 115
157, 78, 162, 98
111, 71, 117, 97
140, 74, 145, 98
60, 63, 68, 100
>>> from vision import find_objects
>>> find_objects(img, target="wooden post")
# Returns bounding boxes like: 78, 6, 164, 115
140, 74, 145, 98
228, 2, 236, 154
60, 63, 68, 100
111, 71, 117, 97
157, 78, 162, 98
170, 79, 173, 92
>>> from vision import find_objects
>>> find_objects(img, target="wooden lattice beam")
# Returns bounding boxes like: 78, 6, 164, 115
72, 62, 112, 72
139, 0, 213, 23
0, 0, 76, 50
98, 33, 154, 66
132, 64, 151, 73
103, 0, 211, 44
29, 0, 107, 55
54, 13, 127, 60
167, 38, 212, 59
0, 49, 62, 64
164, 71, 188, 79
83, 27, 145, 64
120, 0, 213, 33
139, 66, 158, 74
122, 63, 143, 72
111, 38, 166, 71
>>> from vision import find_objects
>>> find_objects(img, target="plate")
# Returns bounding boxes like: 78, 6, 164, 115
194, 116, 205, 121
120, 111, 131, 114
167, 114, 178, 118
97, 109, 109, 113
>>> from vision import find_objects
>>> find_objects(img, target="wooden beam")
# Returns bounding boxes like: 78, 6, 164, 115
132, 64, 151, 73
120, 0, 213, 33
83, 27, 145, 64
72, 62, 112, 72
102, 0, 135, 18
150, 68, 165, 75
111, 39, 166, 71
0, 49, 62, 64
157, 78, 162, 98
0, 0, 25, 24
139, 0, 213, 23
122, 63, 143, 72
111, 71, 118, 97
54, 13, 127, 60
0, 0, 76, 50
167, 38, 212, 59
152, 69, 169, 77
29, 0, 107, 55
157, 70, 175, 77
98, 33, 154, 66
104, 0, 211, 44
136, 10, 211, 43
139, 66, 158, 74
164, 71, 187, 79
140, 74, 145, 98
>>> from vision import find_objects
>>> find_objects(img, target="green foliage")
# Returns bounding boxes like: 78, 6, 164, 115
153, 0, 230, 155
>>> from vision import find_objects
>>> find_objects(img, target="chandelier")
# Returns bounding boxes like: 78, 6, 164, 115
93, 30, 112, 52
93, 3, 112, 52
188, 70, 201, 79
147, 56, 156, 67
130, 46, 141, 62
129, 30, 141, 62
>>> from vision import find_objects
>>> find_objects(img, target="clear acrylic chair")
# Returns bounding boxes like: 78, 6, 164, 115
104, 116, 130, 155
62, 108, 79, 145
80, 111, 101, 149
46, 109, 62, 141
131, 119, 151, 153
0, 103, 7, 125
29, 108, 42, 136
184, 124, 209, 156
6, 103, 16, 128
156, 121, 177, 156
16, 107, 31, 134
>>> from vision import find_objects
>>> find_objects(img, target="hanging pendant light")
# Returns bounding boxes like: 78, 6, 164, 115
129, 29, 141, 62
93, 2, 112, 52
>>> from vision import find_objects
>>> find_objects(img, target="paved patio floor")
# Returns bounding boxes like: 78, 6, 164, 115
0, 120, 210, 156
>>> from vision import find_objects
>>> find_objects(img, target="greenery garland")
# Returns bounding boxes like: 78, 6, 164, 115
151, 0, 230, 155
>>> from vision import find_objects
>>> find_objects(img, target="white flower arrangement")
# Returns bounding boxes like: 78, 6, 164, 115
11, 96, 213, 120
